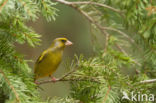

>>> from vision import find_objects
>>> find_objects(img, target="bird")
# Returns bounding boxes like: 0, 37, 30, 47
34, 37, 72, 83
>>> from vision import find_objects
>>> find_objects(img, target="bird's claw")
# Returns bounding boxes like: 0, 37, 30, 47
51, 77, 57, 82
35, 80, 39, 84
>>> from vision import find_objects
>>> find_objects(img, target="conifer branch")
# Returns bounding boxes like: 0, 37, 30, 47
103, 86, 111, 103
0, 69, 20, 103
0, 0, 8, 12
0, 0, 155, 102
18, 0, 30, 16
37, 67, 104, 85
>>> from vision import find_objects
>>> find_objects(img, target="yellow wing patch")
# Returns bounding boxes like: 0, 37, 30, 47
37, 50, 47, 63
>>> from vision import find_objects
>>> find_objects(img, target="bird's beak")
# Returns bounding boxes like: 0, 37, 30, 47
65, 40, 73, 46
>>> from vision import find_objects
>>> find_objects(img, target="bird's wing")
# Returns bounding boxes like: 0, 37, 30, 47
36, 50, 48, 64
34, 50, 48, 75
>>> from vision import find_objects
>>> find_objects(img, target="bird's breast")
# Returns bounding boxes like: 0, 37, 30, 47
48, 51, 62, 67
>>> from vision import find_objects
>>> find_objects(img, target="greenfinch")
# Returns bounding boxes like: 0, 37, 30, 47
34, 38, 72, 82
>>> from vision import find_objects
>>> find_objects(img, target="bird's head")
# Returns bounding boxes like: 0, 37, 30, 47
50, 38, 73, 50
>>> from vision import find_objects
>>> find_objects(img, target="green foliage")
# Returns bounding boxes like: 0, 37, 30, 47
57, 0, 155, 102
69, 55, 121, 103
0, 0, 57, 102
48, 97, 80, 103
74, 0, 156, 76
0, 0, 156, 103
35, 0, 58, 21
68, 52, 146, 103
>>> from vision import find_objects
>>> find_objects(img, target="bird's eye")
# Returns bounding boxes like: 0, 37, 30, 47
61, 40, 66, 43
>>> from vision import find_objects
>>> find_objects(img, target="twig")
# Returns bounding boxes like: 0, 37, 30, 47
103, 27, 142, 53
103, 27, 135, 44
139, 79, 156, 84
0, 0, 8, 12
115, 43, 141, 66
53, 0, 122, 14
77, 9, 110, 51
58, 67, 79, 80
103, 27, 142, 55
37, 66, 104, 85
115, 43, 128, 56
37, 77, 104, 85
0, 69, 20, 103
104, 33, 109, 52
37, 66, 79, 85
103, 85, 111, 103
66, 1, 123, 15
54, 0, 109, 35
18, 0, 29, 15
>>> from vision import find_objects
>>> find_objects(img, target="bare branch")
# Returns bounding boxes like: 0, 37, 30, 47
58, 67, 79, 81
69, 1, 122, 14
37, 77, 104, 85
0, 69, 20, 103
103, 27, 135, 44
139, 79, 156, 84
54, 0, 123, 14
115, 43, 128, 56
103, 27, 143, 54
74, 8, 110, 51
104, 33, 109, 52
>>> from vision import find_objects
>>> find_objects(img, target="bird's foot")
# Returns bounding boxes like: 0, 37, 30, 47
34, 80, 39, 85
51, 77, 57, 82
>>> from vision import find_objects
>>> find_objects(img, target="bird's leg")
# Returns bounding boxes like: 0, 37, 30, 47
49, 75, 57, 82
51, 77, 57, 82
34, 80, 39, 84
